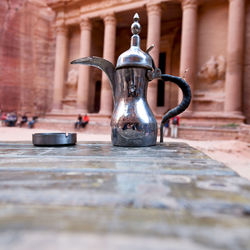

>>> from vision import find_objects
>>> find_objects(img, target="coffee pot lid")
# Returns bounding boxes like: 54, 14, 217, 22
116, 13, 153, 70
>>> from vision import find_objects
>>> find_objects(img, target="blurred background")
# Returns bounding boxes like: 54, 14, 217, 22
0, 0, 249, 141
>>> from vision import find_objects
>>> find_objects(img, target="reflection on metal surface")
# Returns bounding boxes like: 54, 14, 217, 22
111, 68, 157, 146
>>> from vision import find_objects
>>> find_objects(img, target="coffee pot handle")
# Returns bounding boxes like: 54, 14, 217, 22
159, 74, 191, 143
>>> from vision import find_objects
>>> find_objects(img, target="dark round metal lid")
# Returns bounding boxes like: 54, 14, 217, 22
32, 133, 77, 146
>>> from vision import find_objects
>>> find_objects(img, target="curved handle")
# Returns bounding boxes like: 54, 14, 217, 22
159, 74, 191, 143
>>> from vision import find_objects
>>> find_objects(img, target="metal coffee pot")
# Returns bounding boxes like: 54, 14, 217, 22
71, 13, 191, 147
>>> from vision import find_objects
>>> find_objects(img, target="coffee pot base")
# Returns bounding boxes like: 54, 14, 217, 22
111, 128, 157, 147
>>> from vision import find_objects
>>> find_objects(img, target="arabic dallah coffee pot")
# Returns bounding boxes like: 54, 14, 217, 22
71, 13, 191, 147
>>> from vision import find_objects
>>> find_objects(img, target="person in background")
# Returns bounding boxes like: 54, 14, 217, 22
18, 113, 28, 127
5, 112, 17, 127
82, 114, 89, 128
28, 116, 38, 128
164, 119, 170, 137
0, 112, 7, 126
75, 114, 83, 129
170, 115, 180, 138
163, 109, 170, 137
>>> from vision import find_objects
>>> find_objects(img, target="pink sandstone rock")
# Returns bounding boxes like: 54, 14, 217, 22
0, 0, 55, 116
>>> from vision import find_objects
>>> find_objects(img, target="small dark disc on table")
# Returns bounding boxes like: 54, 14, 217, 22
32, 133, 77, 146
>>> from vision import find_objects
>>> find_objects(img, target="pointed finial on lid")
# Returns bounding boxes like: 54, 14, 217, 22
131, 13, 141, 35
134, 13, 139, 21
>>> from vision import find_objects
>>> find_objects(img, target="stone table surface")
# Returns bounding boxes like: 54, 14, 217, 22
0, 141, 250, 250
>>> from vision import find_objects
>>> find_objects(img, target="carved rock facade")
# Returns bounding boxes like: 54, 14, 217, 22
198, 55, 226, 84
1, 0, 250, 123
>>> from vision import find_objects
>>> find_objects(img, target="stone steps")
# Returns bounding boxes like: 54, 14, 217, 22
178, 126, 239, 140
33, 116, 243, 141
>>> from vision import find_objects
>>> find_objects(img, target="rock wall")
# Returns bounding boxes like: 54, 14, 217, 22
243, 1, 250, 123
0, 0, 55, 116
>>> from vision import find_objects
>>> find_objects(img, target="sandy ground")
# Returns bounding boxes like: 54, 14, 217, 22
0, 127, 249, 180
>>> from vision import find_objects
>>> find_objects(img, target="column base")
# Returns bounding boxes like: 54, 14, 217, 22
52, 103, 62, 111
51, 108, 63, 114
98, 109, 112, 117
75, 109, 89, 115
76, 101, 89, 114
147, 80, 158, 114
223, 111, 244, 117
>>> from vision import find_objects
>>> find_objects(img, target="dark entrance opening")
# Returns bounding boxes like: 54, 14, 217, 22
157, 52, 166, 107
94, 80, 101, 113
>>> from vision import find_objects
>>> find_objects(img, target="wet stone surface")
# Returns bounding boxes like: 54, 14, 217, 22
0, 142, 250, 250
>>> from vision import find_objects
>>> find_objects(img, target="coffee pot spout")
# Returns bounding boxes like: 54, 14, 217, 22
71, 56, 116, 103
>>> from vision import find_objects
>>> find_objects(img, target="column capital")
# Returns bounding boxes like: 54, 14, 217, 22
181, 0, 198, 10
55, 22, 67, 35
103, 13, 116, 26
80, 18, 92, 31
228, 0, 244, 2
146, 3, 161, 15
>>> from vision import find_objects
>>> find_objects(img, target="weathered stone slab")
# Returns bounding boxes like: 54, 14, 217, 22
0, 142, 250, 250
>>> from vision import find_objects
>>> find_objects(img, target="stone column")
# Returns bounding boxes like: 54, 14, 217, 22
224, 0, 245, 114
53, 23, 68, 110
179, 0, 198, 109
146, 3, 161, 114
77, 18, 92, 112
99, 13, 116, 115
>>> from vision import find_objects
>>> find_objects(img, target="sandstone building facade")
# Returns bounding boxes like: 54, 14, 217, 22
1, 0, 250, 124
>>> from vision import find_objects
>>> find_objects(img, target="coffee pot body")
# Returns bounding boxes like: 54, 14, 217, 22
112, 67, 157, 146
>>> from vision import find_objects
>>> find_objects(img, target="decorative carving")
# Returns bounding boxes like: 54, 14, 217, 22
146, 3, 161, 15
80, 0, 134, 15
103, 13, 116, 25
182, 0, 198, 9
80, 18, 92, 31
198, 55, 226, 84
65, 69, 78, 98
55, 22, 67, 35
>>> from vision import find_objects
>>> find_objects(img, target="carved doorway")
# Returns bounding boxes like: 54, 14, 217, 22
157, 52, 167, 107
94, 80, 101, 113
